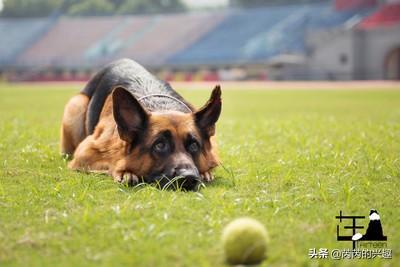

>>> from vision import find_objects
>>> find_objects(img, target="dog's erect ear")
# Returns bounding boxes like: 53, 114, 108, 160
194, 85, 222, 137
112, 87, 149, 143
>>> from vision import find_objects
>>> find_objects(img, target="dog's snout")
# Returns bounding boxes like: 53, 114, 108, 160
172, 167, 200, 190
173, 166, 199, 180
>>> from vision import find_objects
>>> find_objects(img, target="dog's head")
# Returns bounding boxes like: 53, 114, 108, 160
112, 86, 222, 190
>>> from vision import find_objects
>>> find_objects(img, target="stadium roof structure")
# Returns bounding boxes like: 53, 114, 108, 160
0, 2, 377, 68
358, 3, 400, 29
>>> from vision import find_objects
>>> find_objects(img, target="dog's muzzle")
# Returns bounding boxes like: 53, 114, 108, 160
174, 169, 200, 191
148, 167, 201, 191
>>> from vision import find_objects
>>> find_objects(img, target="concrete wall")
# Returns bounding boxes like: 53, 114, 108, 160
354, 26, 400, 79
306, 28, 355, 80
306, 25, 400, 80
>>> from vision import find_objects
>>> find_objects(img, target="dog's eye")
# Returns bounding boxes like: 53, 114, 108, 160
153, 140, 169, 154
187, 141, 200, 154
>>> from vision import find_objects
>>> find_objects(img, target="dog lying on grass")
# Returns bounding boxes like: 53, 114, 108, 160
60, 59, 222, 190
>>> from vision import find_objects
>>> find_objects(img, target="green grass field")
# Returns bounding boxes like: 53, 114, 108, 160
0, 82, 399, 266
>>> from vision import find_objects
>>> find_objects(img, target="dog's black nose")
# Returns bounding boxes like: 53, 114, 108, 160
174, 168, 200, 191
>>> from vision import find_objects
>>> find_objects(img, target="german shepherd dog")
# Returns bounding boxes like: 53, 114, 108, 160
61, 59, 221, 190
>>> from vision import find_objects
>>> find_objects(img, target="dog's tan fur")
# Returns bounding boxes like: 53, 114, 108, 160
60, 94, 89, 156
61, 87, 220, 185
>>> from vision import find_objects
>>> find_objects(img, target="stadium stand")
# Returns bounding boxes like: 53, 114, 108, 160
83, 16, 145, 63
168, 6, 299, 64
115, 13, 225, 65
168, 3, 374, 64
85, 16, 153, 64
15, 13, 224, 67
17, 17, 123, 67
0, 18, 52, 65
1, 0, 388, 81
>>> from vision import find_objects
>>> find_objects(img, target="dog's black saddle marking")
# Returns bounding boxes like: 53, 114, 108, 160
81, 58, 194, 134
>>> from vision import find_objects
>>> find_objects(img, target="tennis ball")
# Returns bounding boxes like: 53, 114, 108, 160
222, 217, 268, 265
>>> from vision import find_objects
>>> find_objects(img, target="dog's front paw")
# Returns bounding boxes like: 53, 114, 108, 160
200, 171, 214, 182
113, 170, 139, 186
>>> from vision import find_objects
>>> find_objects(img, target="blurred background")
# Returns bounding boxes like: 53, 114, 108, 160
0, 0, 399, 82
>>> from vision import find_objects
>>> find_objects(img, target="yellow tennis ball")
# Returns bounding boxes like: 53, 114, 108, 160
222, 217, 268, 265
